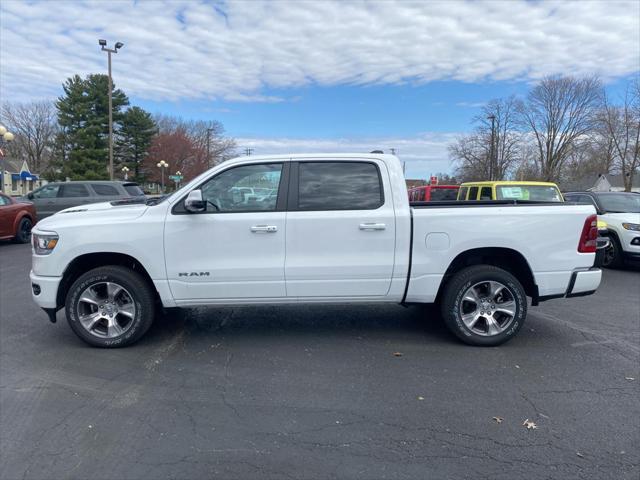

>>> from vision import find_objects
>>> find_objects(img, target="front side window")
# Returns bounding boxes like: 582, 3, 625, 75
32, 184, 60, 199
199, 163, 282, 212
0, 194, 11, 206
124, 184, 145, 197
458, 186, 468, 200
468, 186, 479, 200
298, 162, 383, 211
60, 184, 89, 198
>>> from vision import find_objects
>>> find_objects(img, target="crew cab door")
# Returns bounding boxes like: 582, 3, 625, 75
164, 162, 288, 301
285, 160, 396, 297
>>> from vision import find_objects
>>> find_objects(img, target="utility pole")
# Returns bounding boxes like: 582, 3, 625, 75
206, 128, 213, 169
99, 39, 124, 180
390, 148, 396, 155
487, 114, 496, 180
244, 147, 253, 156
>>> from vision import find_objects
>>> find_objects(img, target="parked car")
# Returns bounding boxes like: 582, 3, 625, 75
0, 193, 36, 243
408, 185, 460, 202
30, 153, 601, 348
564, 191, 640, 267
458, 181, 564, 202
23, 181, 145, 219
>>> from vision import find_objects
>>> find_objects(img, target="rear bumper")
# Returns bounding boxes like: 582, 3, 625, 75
536, 267, 601, 303
29, 270, 62, 309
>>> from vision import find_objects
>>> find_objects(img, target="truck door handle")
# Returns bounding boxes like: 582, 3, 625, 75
359, 223, 386, 231
251, 225, 278, 233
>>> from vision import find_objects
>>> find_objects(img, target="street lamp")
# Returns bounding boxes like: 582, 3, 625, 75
0, 125, 15, 194
156, 160, 168, 193
487, 114, 496, 181
99, 39, 124, 181
175, 170, 182, 189
121, 165, 130, 180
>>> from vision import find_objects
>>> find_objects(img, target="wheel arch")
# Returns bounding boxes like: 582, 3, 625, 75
56, 252, 159, 308
12, 210, 34, 236
436, 247, 537, 302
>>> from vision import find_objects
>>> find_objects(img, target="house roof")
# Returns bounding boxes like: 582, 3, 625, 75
1, 157, 30, 173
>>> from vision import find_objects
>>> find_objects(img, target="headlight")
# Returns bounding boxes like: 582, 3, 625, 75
33, 233, 59, 255
622, 223, 640, 231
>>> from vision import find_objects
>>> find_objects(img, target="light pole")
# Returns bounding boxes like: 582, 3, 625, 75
206, 128, 213, 169
157, 160, 168, 194
0, 125, 15, 194
99, 39, 124, 181
487, 114, 496, 181
121, 165, 130, 180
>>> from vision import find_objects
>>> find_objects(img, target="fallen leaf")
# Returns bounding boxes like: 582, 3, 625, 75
493, 417, 503, 424
515, 365, 520, 369
393, 352, 403, 357
417, 396, 425, 401
522, 419, 537, 430
625, 377, 635, 381
576, 452, 584, 458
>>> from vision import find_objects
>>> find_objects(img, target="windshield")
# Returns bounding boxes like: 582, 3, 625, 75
496, 185, 562, 202
596, 193, 640, 213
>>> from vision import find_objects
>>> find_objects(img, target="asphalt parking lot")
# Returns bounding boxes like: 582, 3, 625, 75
1, 242, 638, 480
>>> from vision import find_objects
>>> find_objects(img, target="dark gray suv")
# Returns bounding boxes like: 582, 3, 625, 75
24, 181, 145, 219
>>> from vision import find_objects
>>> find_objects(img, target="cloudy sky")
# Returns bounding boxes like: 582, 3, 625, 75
1, 0, 638, 177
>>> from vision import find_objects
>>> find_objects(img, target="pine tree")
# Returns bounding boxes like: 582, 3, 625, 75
55, 74, 129, 180
116, 106, 157, 181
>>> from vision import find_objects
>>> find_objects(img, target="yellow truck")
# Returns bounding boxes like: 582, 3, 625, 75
457, 181, 564, 202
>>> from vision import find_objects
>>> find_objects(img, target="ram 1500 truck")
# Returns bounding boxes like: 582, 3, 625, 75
30, 154, 602, 347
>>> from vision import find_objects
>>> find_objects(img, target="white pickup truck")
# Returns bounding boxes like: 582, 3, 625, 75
30, 154, 602, 348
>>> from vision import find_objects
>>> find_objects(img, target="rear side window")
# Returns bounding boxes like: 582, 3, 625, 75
59, 184, 89, 198
0, 195, 11, 206
431, 189, 459, 201
124, 184, 145, 196
479, 186, 492, 200
298, 162, 383, 211
91, 184, 119, 196
468, 186, 479, 201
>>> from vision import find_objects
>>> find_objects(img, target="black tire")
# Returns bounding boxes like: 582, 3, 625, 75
602, 235, 623, 269
440, 265, 527, 346
13, 217, 32, 244
65, 266, 155, 347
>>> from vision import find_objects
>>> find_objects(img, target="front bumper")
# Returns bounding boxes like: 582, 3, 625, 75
29, 270, 62, 309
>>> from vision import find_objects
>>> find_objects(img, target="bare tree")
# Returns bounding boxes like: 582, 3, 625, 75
516, 76, 602, 182
449, 96, 521, 181
599, 80, 640, 191
0, 101, 58, 173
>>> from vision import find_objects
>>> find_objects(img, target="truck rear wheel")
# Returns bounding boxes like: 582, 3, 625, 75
65, 266, 155, 347
440, 265, 526, 346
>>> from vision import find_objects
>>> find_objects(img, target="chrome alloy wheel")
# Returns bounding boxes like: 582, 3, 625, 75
76, 282, 136, 338
459, 280, 517, 336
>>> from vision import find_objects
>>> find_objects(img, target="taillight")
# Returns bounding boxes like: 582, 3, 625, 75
578, 214, 598, 253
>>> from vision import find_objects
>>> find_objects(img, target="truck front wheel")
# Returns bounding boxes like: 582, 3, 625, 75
440, 265, 526, 346
65, 266, 155, 347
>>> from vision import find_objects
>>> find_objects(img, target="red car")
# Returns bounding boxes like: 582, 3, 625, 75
0, 193, 36, 243
408, 185, 460, 202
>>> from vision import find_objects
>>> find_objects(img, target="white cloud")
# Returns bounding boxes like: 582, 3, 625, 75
0, 0, 638, 102
236, 132, 458, 178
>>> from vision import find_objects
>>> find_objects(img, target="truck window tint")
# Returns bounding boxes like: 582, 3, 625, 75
479, 187, 492, 200
431, 189, 459, 201
60, 184, 89, 198
298, 162, 383, 210
92, 184, 119, 196
468, 186, 479, 201
32, 184, 60, 199
124, 184, 145, 196
200, 163, 282, 212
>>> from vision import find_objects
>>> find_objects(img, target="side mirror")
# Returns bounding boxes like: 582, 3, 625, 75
184, 189, 206, 213
27, 192, 34, 200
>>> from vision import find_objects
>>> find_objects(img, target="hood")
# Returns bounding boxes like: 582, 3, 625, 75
35, 201, 150, 231
602, 212, 640, 222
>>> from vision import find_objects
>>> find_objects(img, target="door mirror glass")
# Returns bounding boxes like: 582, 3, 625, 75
185, 189, 206, 213
27, 192, 34, 200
